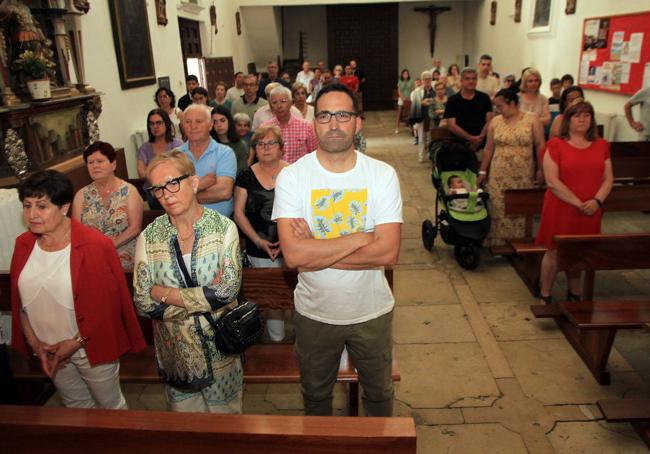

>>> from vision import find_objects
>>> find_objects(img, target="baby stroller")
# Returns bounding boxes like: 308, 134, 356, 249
421, 140, 491, 270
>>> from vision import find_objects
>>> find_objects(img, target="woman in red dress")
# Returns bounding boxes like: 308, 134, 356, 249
535, 101, 613, 304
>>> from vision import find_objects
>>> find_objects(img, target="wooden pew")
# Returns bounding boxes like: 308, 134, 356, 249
530, 233, 650, 385
609, 141, 650, 183
1, 268, 400, 415
597, 399, 650, 449
0, 405, 417, 454
497, 184, 650, 295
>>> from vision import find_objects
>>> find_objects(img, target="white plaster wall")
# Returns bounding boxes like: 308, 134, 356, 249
80, 1, 257, 177
463, 0, 650, 140
399, 2, 466, 80
238, 6, 284, 70
81, 1, 186, 177
282, 6, 328, 65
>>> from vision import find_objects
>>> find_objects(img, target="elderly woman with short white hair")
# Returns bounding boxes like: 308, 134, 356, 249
134, 149, 243, 413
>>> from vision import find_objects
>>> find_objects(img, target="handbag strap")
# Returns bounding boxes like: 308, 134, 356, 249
173, 237, 219, 330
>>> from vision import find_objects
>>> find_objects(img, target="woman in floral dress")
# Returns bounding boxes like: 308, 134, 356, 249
478, 89, 545, 247
72, 141, 143, 270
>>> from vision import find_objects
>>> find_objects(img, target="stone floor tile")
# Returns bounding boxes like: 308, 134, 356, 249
393, 399, 464, 425
394, 305, 475, 344
479, 301, 564, 341
416, 424, 528, 454
547, 421, 648, 453
134, 384, 166, 411
463, 258, 535, 304
394, 268, 459, 306
394, 343, 500, 409
500, 339, 649, 405
399, 238, 439, 265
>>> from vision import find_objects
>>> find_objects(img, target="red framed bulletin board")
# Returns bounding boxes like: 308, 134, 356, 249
579, 11, 650, 96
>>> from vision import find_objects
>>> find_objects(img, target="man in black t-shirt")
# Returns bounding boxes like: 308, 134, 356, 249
443, 67, 493, 151
178, 75, 199, 111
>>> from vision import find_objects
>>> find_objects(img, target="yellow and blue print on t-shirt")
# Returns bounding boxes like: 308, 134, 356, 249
311, 188, 367, 239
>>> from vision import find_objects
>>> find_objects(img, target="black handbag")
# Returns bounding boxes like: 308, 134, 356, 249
174, 239, 264, 355
203, 296, 265, 355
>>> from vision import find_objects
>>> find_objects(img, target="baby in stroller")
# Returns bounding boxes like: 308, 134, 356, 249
446, 175, 484, 212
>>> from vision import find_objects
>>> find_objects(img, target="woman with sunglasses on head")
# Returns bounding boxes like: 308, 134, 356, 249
233, 125, 288, 342
72, 142, 143, 271
137, 109, 183, 208
134, 149, 244, 413
154, 87, 183, 140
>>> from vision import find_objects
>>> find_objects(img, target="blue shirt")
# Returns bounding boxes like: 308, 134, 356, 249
180, 139, 236, 217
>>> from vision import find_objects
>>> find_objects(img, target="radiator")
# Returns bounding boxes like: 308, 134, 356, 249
131, 130, 148, 151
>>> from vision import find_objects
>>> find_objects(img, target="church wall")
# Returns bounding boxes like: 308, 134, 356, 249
282, 6, 328, 66
398, 2, 466, 80
463, 0, 649, 141
81, 1, 255, 178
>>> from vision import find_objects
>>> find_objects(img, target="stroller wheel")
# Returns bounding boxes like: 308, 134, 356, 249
421, 219, 437, 251
454, 243, 480, 270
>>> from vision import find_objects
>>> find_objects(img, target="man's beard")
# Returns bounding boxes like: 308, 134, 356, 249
318, 130, 355, 154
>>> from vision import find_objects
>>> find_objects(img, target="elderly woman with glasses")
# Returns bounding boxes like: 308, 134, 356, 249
233, 125, 288, 342
11, 170, 145, 409
133, 149, 243, 413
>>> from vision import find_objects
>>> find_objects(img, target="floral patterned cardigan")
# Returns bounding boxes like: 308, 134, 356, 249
133, 208, 242, 390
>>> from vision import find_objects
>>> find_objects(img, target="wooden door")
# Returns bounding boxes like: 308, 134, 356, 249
327, 4, 398, 111
204, 57, 235, 96
178, 18, 202, 76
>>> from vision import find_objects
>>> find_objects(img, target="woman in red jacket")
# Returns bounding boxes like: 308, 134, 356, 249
11, 170, 145, 409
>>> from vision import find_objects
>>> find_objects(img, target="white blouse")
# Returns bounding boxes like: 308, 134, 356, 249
18, 242, 80, 346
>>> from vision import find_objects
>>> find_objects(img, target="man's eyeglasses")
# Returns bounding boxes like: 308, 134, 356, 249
254, 139, 280, 149
146, 175, 190, 199
314, 110, 357, 124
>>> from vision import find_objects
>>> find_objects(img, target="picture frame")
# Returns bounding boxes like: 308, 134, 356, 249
108, 0, 157, 90
529, 0, 554, 35
490, 1, 497, 25
514, 0, 522, 23
565, 0, 576, 15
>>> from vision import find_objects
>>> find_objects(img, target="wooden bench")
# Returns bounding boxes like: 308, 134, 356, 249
530, 233, 650, 385
609, 141, 650, 183
597, 399, 650, 449
497, 184, 650, 295
0, 405, 417, 454
1, 268, 400, 416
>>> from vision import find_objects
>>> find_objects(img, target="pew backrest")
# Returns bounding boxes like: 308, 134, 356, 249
554, 233, 650, 273
0, 405, 417, 454
609, 141, 650, 181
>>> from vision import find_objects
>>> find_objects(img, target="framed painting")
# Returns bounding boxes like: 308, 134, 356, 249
108, 0, 157, 89
529, 0, 554, 34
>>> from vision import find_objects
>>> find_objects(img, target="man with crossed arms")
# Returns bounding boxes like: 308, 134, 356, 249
272, 83, 402, 416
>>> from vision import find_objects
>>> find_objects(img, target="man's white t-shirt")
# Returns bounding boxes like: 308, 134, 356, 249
272, 151, 403, 325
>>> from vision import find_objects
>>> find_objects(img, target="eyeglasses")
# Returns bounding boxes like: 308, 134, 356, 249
254, 139, 280, 149
315, 110, 357, 124
148, 120, 164, 127
146, 175, 190, 199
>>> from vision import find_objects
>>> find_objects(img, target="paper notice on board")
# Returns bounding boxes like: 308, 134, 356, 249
580, 56, 591, 84
610, 31, 624, 60
629, 33, 643, 63
594, 66, 604, 85
620, 62, 631, 84
643, 63, 650, 89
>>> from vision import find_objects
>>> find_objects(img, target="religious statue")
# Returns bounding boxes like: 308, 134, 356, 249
155, 0, 167, 26
414, 5, 451, 57
0, 0, 58, 103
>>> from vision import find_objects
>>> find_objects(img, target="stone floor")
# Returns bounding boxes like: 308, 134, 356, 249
49, 111, 650, 453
